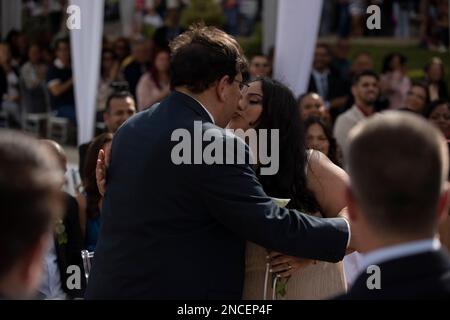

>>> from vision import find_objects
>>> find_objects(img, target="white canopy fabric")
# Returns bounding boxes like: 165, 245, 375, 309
69, 0, 104, 145
1, 0, 22, 40
273, 0, 323, 97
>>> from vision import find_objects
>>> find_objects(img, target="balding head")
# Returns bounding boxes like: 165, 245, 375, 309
40, 140, 67, 172
346, 111, 449, 238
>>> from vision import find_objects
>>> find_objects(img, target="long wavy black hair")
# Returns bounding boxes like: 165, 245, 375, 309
253, 77, 320, 213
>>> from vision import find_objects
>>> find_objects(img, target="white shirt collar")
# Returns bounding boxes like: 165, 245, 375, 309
362, 237, 441, 270
54, 58, 65, 69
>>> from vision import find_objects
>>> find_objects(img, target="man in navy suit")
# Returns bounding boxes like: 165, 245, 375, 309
85, 25, 352, 299
337, 112, 450, 299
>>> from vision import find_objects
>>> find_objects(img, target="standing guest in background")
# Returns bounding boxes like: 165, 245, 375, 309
222, 0, 240, 37
332, 38, 351, 81
298, 92, 331, 127
0, 42, 21, 128
246, 54, 271, 81
348, 52, 374, 81
122, 40, 150, 98
37, 140, 85, 300
114, 37, 132, 69
0, 130, 64, 300
423, 57, 449, 102
334, 70, 380, 163
304, 116, 340, 167
46, 38, 75, 124
380, 53, 411, 109
20, 44, 49, 114
97, 49, 121, 116
338, 112, 450, 299
340, 52, 386, 115
153, 8, 185, 49
136, 47, 170, 111
400, 83, 430, 115
308, 44, 348, 113
426, 100, 450, 139
80, 133, 114, 252
78, 92, 136, 182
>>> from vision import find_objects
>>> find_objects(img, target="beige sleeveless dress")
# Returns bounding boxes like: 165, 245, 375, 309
242, 151, 347, 300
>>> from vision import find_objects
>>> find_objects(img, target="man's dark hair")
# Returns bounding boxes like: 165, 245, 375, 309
169, 24, 248, 93
54, 37, 70, 51
0, 130, 64, 279
425, 99, 450, 118
104, 91, 135, 114
346, 112, 448, 237
316, 43, 332, 56
352, 70, 379, 86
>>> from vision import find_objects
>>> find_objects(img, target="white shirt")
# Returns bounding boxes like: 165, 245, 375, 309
38, 236, 67, 300
312, 69, 329, 100
361, 238, 441, 271
333, 105, 367, 163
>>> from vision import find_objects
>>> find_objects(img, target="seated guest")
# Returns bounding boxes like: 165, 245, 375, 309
304, 116, 339, 166
423, 57, 449, 102
0, 42, 21, 128
136, 48, 170, 111
46, 38, 75, 124
307, 44, 348, 112
122, 41, 150, 98
78, 92, 136, 181
379, 53, 411, 110
0, 131, 64, 299
298, 92, 331, 126
400, 83, 430, 115
247, 54, 271, 81
82, 133, 113, 252
425, 100, 450, 139
38, 140, 85, 299
20, 44, 48, 114
338, 112, 450, 299
334, 70, 380, 164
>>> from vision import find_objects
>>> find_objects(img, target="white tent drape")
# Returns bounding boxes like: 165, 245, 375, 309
262, 0, 277, 55
70, 0, 104, 145
273, 0, 323, 97
119, 0, 135, 37
1, 0, 22, 40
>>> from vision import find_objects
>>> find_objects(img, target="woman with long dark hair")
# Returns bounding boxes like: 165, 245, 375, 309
136, 47, 170, 111
304, 116, 340, 166
228, 77, 347, 299
380, 52, 411, 109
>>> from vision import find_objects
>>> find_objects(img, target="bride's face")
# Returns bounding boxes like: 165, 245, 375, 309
228, 81, 264, 131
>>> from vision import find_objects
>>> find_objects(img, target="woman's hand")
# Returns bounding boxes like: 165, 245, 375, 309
96, 149, 109, 196
267, 251, 316, 278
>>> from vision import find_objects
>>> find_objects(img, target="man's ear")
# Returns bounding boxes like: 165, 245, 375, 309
19, 233, 50, 298
215, 75, 230, 102
437, 182, 450, 225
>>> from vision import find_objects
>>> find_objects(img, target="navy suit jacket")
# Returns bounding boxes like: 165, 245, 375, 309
336, 249, 450, 299
85, 91, 349, 299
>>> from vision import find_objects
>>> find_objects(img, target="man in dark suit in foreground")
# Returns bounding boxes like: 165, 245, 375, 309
86, 25, 352, 300
338, 112, 450, 299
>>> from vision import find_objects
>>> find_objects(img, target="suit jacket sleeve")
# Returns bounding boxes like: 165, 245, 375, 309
199, 135, 349, 263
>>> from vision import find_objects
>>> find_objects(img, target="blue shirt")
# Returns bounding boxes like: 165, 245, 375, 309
85, 213, 101, 252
